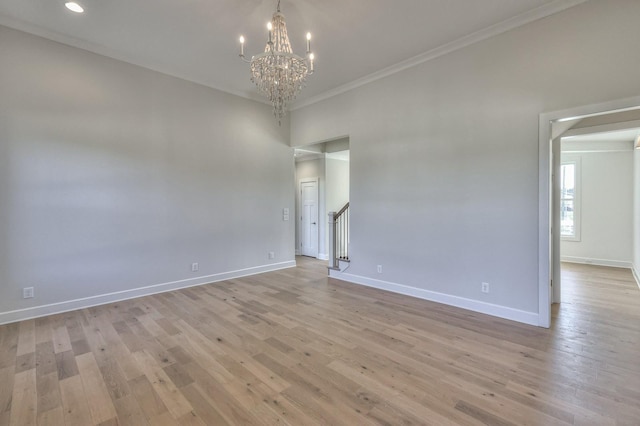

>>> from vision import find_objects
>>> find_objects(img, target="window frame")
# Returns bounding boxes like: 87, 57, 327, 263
560, 156, 581, 242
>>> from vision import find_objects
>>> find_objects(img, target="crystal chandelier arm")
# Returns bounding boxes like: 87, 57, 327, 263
237, 0, 314, 123
252, 51, 304, 61
239, 36, 252, 62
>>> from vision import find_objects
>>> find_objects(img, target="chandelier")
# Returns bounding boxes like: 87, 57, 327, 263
239, 0, 315, 123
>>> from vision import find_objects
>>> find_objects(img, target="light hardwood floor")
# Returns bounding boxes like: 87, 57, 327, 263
0, 258, 639, 425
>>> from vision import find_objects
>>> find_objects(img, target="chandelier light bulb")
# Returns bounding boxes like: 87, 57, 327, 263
238, 2, 316, 123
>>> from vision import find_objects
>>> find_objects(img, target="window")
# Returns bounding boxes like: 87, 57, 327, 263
560, 157, 580, 241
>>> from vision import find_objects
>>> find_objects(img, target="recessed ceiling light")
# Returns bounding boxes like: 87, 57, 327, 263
65, 1, 84, 13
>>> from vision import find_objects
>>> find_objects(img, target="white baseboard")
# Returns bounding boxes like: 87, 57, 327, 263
328, 272, 539, 326
317, 253, 329, 261
295, 250, 300, 256
561, 256, 632, 269
632, 265, 640, 290
0, 261, 296, 325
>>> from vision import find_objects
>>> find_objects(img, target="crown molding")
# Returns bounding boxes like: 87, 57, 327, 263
1, 0, 589, 113
0, 14, 271, 106
291, 0, 589, 111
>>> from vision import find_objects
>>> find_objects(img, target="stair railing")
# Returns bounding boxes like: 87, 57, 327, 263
328, 202, 349, 270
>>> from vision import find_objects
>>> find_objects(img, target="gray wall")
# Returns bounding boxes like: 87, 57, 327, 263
326, 156, 350, 214
635, 148, 640, 282
291, 0, 640, 321
561, 151, 633, 267
0, 26, 295, 322
325, 155, 350, 257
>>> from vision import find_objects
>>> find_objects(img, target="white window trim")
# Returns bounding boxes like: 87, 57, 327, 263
561, 156, 581, 242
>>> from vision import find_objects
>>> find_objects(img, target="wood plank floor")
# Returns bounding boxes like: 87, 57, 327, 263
0, 258, 639, 425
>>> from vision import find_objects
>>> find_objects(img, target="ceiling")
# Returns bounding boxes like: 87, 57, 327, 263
294, 149, 350, 163
563, 128, 640, 145
561, 127, 640, 153
0, 0, 585, 107
559, 108, 640, 153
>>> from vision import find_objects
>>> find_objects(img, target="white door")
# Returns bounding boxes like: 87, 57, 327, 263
300, 179, 318, 257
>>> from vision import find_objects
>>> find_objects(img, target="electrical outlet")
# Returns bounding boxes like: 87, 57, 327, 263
191, 263, 199, 272
268, 252, 275, 259
377, 265, 383, 274
481, 282, 490, 293
23, 287, 34, 299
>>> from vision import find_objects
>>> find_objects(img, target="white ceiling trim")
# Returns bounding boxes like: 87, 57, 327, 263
291, 0, 589, 111
0, 13, 271, 106
562, 119, 640, 139
0, 0, 588, 113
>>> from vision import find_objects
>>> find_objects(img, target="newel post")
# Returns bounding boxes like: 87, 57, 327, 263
328, 211, 337, 269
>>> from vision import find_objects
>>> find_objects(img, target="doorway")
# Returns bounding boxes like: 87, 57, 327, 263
538, 96, 640, 327
293, 136, 350, 261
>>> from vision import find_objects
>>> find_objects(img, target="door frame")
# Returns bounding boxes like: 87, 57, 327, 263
538, 95, 640, 328
299, 177, 320, 258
